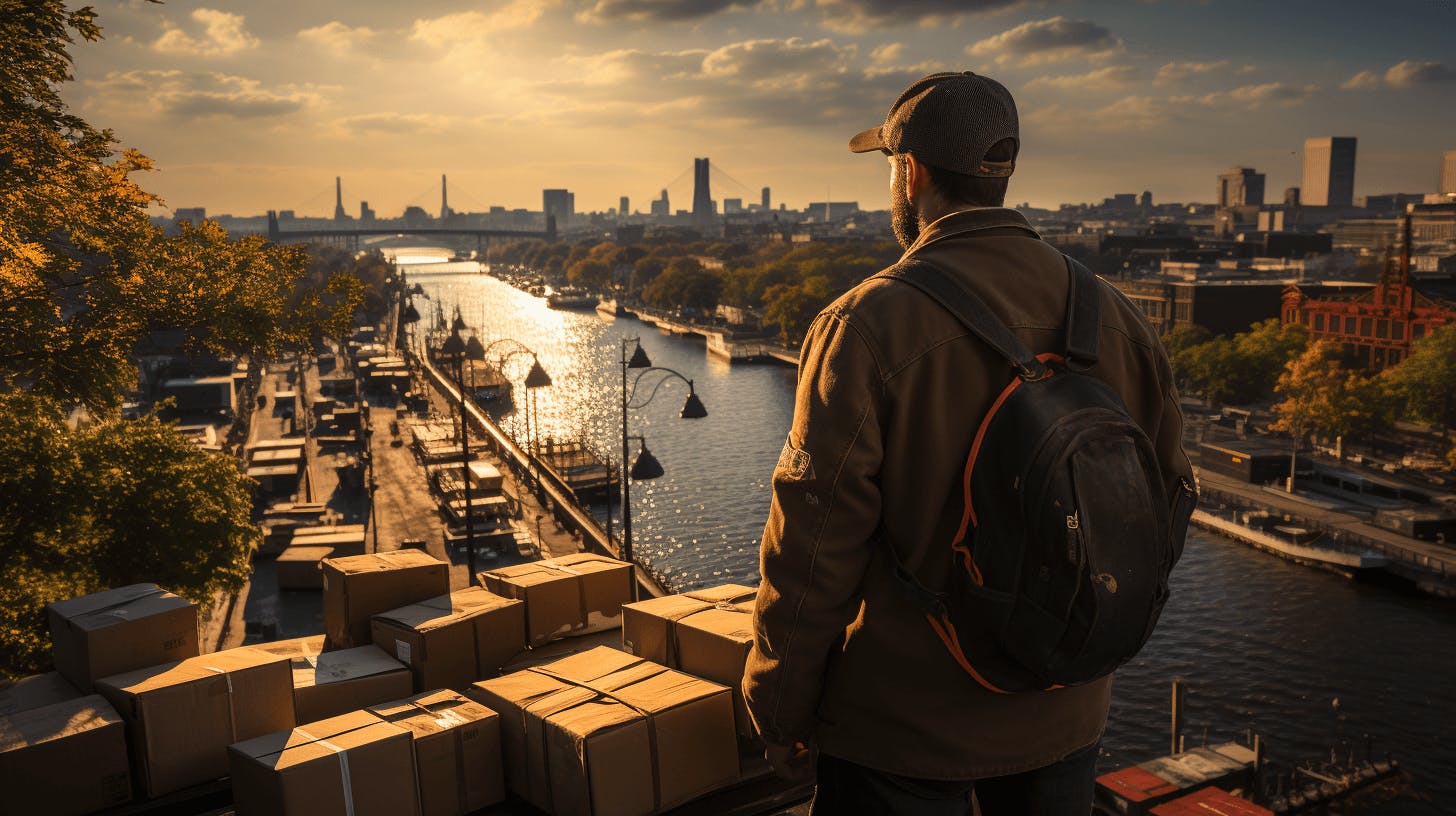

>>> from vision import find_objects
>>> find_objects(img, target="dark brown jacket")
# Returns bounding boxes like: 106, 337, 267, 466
744, 208, 1193, 779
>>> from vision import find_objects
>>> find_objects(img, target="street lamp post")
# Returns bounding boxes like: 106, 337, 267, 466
441, 313, 485, 578
618, 337, 708, 599
482, 339, 553, 492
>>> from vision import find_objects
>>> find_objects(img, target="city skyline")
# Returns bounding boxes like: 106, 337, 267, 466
67, 0, 1456, 218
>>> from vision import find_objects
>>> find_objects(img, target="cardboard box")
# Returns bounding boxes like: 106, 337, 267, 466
372, 588, 526, 691
369, 690, 505, 816
229, 710, 420, 816
468, 646, 738, 815
323, 551, 451, 649
622, 584, 758, 739
251, 636, 413, 725
46, 583, 200, 692
0, 672, 81, 716
0, 695, 132, 815
276, 545, 333, 590
96, 646, 295, 798
478, 553, 632, 646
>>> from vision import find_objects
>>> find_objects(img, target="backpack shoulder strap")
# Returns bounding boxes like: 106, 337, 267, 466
879, 257, 1047, 380
1062, 255, 1101, 368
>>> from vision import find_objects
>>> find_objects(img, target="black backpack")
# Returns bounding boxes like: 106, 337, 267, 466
878, 254, 1197, 693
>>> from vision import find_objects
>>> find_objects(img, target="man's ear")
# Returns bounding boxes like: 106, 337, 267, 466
904, 152, 931, 203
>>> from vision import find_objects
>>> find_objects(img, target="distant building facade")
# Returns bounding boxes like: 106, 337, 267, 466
1217, 167, 1265, 207
692, 158, 713, 228
1302, 137, 1357, 207
174, 207, 206, 223
1441, 150, 1456, 196
543, 189, 574, 230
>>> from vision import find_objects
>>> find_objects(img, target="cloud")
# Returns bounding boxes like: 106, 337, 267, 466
1026, 65, 1138, 91
152, 9, 258, 58
298, 22, 377, 54
1383, 60, 1456, 87
1154, 60, 1230, 84
577, 0, 752, 23
967, 17, 1124, 67
815, 0, 1025, 34
540, 37, 922, 130
335, 113, 462, 134
1343, 60, 1456, 90
87, 70, 321, 119
1184, 82, 1320, 108
409, 2, 552, 49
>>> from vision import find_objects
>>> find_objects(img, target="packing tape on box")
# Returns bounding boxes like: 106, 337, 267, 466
659, 591, 756, 664
528, 664, 665, 812
71, 586, 169, 622
296, 728, 357, 816
203, 666, 238, 743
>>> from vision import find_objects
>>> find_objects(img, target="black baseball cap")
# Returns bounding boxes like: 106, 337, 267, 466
849, 71, 1019, 178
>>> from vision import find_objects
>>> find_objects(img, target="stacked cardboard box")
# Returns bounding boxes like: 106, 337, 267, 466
323, 550, 451, 648
0, 672, 81, 716
276, 545, 334, 590
369, 690, 505, 816
229, 710, 420, 816
622, 584, 758, 739
468, 646, 738, 815
478, 553, 632, 646
0, 695, 132, 815
251, 636, 413, 724
97, 646, 295, 797
46, 583, 200, 691
371, 588, 526, 691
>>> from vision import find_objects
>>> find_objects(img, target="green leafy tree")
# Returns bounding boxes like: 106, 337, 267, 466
1272, 340, 1385, 477
642, 258, 723, 312
0, 4, 358, 677
566, 258, 611, 290
1384, 323, 1456, 429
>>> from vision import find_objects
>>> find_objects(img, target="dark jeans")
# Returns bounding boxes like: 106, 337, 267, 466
809, 742, 1099, 816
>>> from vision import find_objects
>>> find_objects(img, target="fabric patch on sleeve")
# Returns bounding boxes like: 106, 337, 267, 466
775, 440, 814, 481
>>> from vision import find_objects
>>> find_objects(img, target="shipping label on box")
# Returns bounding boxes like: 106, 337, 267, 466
369, 690, 505, 816
479, 553, 632, 647
46, 583, 200, 692
96, 646, 295, 798
622, 585, 758, 739
0, 695, 131, 816
229, 710, 421, 816
322, 550, 451, 649
251, 637, 413, 725
372, 587, 526, 692
468, 646, 738, 816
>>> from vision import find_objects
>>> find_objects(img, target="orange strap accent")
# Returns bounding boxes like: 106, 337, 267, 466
927, 613, 1009, 695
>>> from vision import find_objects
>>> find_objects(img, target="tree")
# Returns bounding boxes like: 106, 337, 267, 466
1272, 340, 1382, 485
642, 258, 723, 313
566, 258, 611, 290
0, 4, 358, 677
1384, 323, 1456, 429
1172, 320, 1307, 406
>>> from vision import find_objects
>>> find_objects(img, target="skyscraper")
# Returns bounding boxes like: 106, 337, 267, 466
1441, 150, 1456, 196
333, 176, 347, 221
1302, 137, 1357, 207
619, 196, 630, 217
1217, 167, 1265, 207
692, 157, 713, 227
651, 189, 669, 218
761, 186, 771, 210
543, 189, 574, 230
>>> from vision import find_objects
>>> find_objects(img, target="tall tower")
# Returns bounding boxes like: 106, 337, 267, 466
1217, 167, 1265, 207
761, 186, 770, 211
441, 174, 450, 220
333, 176, 346, 221
1301, 137, 1357, 207
692, 158, 713, 227
1441, 150, 1456, 196
619, 196, 630, 218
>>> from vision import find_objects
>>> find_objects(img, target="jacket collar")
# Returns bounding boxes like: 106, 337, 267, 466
901, 207, 1041, 258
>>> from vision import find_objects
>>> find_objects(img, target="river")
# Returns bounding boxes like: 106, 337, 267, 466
398, 251, 1453, 813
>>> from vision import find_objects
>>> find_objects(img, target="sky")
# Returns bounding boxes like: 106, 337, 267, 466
65, 0, 1456, 218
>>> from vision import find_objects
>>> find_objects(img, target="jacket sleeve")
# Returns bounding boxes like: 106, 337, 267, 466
743, 310, 885, 747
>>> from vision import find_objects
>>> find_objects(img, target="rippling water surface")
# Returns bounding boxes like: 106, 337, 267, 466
404, 256, 1454, 812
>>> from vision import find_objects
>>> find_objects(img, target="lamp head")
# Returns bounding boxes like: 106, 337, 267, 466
525, 356, 553, 389
630, 445, 665, 480
465, 335, 486, 361
627, 343, 652, 369
680, 381, 707, 419
402, 303, 421, 324
441, 332, 465, 357
451, 311, 466, 333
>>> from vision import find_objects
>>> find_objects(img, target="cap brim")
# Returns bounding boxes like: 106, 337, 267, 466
849, 126, 886, 154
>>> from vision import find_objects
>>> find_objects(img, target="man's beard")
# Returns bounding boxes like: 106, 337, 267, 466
891, 160, 919, 249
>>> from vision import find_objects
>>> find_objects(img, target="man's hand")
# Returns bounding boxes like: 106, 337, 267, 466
765, 740, 817, 785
